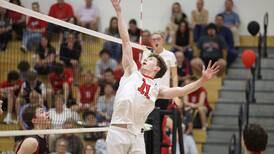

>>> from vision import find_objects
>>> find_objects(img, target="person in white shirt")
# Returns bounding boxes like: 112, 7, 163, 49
48, 94, 80, 129
107, 0, 219, 154
76, 0, 100, 31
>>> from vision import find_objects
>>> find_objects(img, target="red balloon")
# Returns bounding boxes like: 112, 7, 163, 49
241, 49, 256, 69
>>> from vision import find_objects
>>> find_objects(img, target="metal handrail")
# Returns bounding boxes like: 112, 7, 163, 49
228, 134, 237, 154
263, 12, 269, 58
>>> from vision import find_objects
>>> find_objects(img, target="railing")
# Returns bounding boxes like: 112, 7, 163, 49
228, 134, 237, 154
263, 12, 269, 58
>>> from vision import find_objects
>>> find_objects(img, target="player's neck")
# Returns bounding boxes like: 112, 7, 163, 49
154, 47, 164, 54
140, 69, 154, 79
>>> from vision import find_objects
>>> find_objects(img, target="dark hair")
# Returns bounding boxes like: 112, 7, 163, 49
9, 0, 22, 6
99, 48, 112, 57
129, 19, 137, 25
52, 63, 64, 75
17, 61, 30, 72
186, 75, 198, 81
104, 68, 114, 74
26, 71, 38, 81
216, 14, 224, 19
7, 70, 20, 82
148, 54, 167, 79
176, 21, 190, 45
108, 16, 118, 34
243, 124, 268, 152
22, 104, 41, 129
206, 23, 217, 31
83, 111, 97, 121
32, 2, 39, 6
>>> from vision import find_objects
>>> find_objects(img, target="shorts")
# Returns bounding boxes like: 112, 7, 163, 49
106, 126, 145, 154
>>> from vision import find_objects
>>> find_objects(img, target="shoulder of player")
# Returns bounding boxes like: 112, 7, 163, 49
20, 137, 39, 151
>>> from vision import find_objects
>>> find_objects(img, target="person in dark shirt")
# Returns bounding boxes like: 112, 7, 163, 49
0, 7, 12, 51
128, 19, 141, 43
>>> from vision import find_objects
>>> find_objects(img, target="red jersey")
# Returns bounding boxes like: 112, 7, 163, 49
79, 83, 98, 104
188, 87, 211, 111
7, 10, 24, 23
48, 68, 73, 92
48, 3, 74, 21
0, 80, 23, 96
113, 68, 124, 82
27, 17, 48, 31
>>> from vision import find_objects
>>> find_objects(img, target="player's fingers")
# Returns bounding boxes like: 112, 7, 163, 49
213, 65, 220, 72
207, 60, 212, 69
211, 62, 218, 70
202, 65, 206, 71
213, 69, 220, 74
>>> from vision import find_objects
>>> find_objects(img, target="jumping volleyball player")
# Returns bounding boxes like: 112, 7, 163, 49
107, 0, 220, 153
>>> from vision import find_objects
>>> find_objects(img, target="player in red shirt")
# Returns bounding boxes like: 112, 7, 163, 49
48, 63, 73, 108
21, 2, 48, 52
183, 76, 211, 130
48, 0, 74, 38
72, 71, 99, 112
7, 0, 26, 40
0, 70, 22, 124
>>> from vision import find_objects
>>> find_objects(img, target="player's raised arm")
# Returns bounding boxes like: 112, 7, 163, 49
158, 60, 219, 100
111, 0, 137, 76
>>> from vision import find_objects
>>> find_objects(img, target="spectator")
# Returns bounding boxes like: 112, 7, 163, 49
16, 71, 46, 118
51, 138, 71, 154
96, 84, 114, 123
95, 133, 107, 154
82, 111, 103, 142
0, 7, 12, 52
48, 63, 73, 106
60, 16, 82, 44
21, 2, 47, 52
191, 0, 208, 42
183, 76, 211, 130
0, 100, 3, 115
191, 23, 227, 77
60, 32, 82, 80
175, 51, 191, 86
34, 36, 56, 75
48, 0, 74, 38
128, 19, 141, 43
98, 68, 119, 95
215, 14, 238, 67
112, 61, 124, 82
76, 0, 100, 31
220, 0, 240, 47
84, 145, 95, 154
17, 60, 31, 81
171, 21, 193, 60
0, 70, 22, 124
95, 49, 117, 79
141, 30, 152, 47
166, 2, 188, 44
243, 124, 268, 154
48, 94, 80, 129
74, 71, 99, 112
7, 0, 25, 40
103, 17, 121, 61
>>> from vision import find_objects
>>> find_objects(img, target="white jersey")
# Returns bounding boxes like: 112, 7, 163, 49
111, 70, 159, 135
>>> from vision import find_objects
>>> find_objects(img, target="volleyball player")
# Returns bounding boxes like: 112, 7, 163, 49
107, 0, 220, 153
15, 104, 50, 154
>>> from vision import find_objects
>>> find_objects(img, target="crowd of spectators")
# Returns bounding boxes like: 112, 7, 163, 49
0, 0, 242, 153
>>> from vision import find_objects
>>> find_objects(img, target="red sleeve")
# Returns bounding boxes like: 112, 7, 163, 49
48, 5, 54, 17
64, 68, 74, 85
67, 4, 74, 18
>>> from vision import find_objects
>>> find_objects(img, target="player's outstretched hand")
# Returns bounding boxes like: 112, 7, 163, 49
111, 0, 121, 12
201, 60, 220, 82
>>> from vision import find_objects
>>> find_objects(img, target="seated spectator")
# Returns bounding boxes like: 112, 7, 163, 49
17, 60, 31, 81
112, 61, 124, 82
84, 145, 95, 154
175, 51, 191, 86
220, 0, 240, 47
73, 71, 99, 112
76, 0, 99, 31
243, 124, 268, 154
128, 19, 141, 43
7, 0, 25, 40
59, 16, 82, 44
0, 7, 12, 52
82, 111, 104, 142
191, 0, 208, 42
50, 138, 71, 154
103, 17, 121, 61
48, 63, 73, 106
95, 133, 107, 154
96, 84, 114, 124
215, 14, 238, 67
165, 2, 188, 44
141, 30, 152, 47
191, 23, 227, 77
48, 94, 80, 129
60, 32, 82, 81
16, 71, 46, 117
98, 68, 119, 95
34, 36, 56, 75
95, 49, 117, 79
21, 2, 47, 52
0, 70, 22, 124
171, 21, 193, 60
48, 0, 74, 39
183, 76, 211, 130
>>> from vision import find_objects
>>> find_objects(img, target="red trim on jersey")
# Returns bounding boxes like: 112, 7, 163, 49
141, 73, 153, 79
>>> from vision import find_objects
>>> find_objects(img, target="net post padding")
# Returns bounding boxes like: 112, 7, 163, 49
0, 0, 146, 50
0, 127, 109, 137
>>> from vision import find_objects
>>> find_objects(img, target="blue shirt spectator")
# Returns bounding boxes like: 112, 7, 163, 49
221, 11, 240, 27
